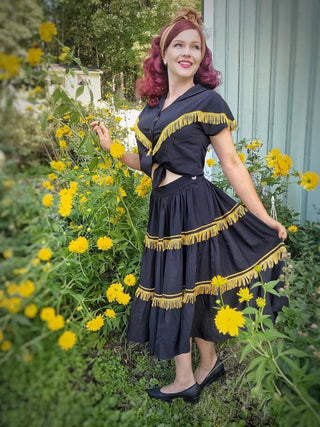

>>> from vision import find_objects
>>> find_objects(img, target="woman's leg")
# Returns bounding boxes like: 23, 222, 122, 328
160, 339, 195, 393
193, 337, 217, 384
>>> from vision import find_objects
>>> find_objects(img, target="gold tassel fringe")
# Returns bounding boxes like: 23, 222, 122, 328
145, 203, 247, 251
135, 112, 237, 156
135, 243, 287, 310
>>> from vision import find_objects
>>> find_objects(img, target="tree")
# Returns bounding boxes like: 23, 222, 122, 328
42, 0, 201, 99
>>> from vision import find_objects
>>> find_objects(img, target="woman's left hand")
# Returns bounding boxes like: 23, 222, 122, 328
265, 218, 287, 240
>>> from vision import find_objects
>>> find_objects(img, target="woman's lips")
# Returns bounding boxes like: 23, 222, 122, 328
178, 61, 193, 68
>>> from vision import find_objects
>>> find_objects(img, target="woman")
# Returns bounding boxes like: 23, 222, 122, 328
91, 7, 287, 404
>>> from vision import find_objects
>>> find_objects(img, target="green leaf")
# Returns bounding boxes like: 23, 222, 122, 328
89, 157, 99, 171
240, 343, 254, 362
76, 85, 85, 98
281, 348, 309, 358
263, 329, 289, 341
242, 306, 258, 314
250, 281, 263, 290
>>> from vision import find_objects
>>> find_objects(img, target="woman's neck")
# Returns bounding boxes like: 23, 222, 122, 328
166, 80, 195, 103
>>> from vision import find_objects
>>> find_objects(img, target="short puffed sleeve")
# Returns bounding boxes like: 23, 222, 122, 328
199, 91, 237, 136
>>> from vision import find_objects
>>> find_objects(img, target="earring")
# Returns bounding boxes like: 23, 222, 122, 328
163, 59, 167, 66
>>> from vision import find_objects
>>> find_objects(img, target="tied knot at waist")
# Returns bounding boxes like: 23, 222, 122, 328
152, 165, 203, 188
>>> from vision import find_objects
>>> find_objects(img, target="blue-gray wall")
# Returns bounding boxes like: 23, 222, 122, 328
203, 0, 320, 223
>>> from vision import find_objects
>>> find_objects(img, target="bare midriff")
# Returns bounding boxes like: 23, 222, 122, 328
151, 163, 182, 187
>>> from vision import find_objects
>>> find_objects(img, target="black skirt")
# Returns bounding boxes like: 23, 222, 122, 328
127, 176, 287, 359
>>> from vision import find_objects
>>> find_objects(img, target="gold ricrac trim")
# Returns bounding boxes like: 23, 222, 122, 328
134, 117, 152, 153
134, 111, 237, 156
153, 111, 237, 155
135, 243, 286, 310
145, 203, 247, 251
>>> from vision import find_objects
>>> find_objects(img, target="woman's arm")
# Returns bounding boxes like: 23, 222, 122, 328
210, 128, 287, 240
90, 121, 141, 171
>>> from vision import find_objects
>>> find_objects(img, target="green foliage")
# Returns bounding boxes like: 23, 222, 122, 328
225, 234, 320, 427
42, 0, 202, 99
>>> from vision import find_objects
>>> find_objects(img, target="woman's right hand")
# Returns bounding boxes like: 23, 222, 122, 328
90, 121, 112, 152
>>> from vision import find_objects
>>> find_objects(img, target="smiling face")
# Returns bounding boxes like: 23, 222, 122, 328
163, 29, 202, 84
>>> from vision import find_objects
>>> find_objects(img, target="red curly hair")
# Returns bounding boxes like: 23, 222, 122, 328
137, 19, 221, 107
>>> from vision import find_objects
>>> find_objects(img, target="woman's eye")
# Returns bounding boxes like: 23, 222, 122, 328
174, 43, 182, 47
193, 45, 200, 50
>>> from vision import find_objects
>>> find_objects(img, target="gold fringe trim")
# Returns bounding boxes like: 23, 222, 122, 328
153, 111, 237, 155
134, 117, 152, 153
144, 203, 247, 251
134, 111, 237, 156
134, 243, 287, 310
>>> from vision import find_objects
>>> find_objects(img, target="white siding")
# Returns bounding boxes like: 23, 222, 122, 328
203, 0, 320, 223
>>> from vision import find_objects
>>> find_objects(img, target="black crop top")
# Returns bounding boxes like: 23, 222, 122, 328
134, 85, 237, 188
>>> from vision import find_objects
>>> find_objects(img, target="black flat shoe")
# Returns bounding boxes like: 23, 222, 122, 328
199, 358, 225, 390
147, 382, 201, 403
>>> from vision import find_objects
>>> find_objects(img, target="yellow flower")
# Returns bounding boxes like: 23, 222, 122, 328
271, 154, 292, 177
214, 305, 245, 336
106, 283, 124, 303
119, 187, 126, 197
50, 160, 66, 171
42, 180, 54, 190
32, 258, 40, 267
19, 280, 35, 298
104, 309, 116, 319
24, 304, 38, 319
78, 131, 85, 138
3, 249, 13, 259
115, 116, 122, 122
110, 142, 125, 159
68, 236, 89, 253
39, 22, 57, 42
288, 225, 298, 233
13, 267, 28, 275
7, 284, 19, 295
124, 274, 136, 287
246, 139, 262, 150
48, 173, 58, 181
104, 175, 114, 186
6, 297, 21, 313
58, 331, 76, 351
299, 171, 319, 191
59, 140, 68, 149
254, 265, 262, 273
256, 297, 266, 308
116, 292, 131, 305
86, 315, 104, 331
59, 53, 68, 62
37, 248, 52, 261
97, 236, 113, 251
40, 307, 56, 321
1, 340, 12, 352
91, 174, 99, 183
211, 275, 227, 288
206, 158, 216, 167
47, 314, 65, 331
27, 47, 44, 67
238, 153, 246, 163
42, 194, 53, 207
0, 330, 3, 342
237, 288, 253, 303
266, 148, 281, 168
0, 53, 21, 80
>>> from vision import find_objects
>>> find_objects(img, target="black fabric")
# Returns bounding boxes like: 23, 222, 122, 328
136, 85, 235, 179
127, 86, 288, 360
127, 177, 287, 360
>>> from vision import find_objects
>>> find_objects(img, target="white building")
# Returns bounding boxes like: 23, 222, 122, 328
48, 64, 103, 105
